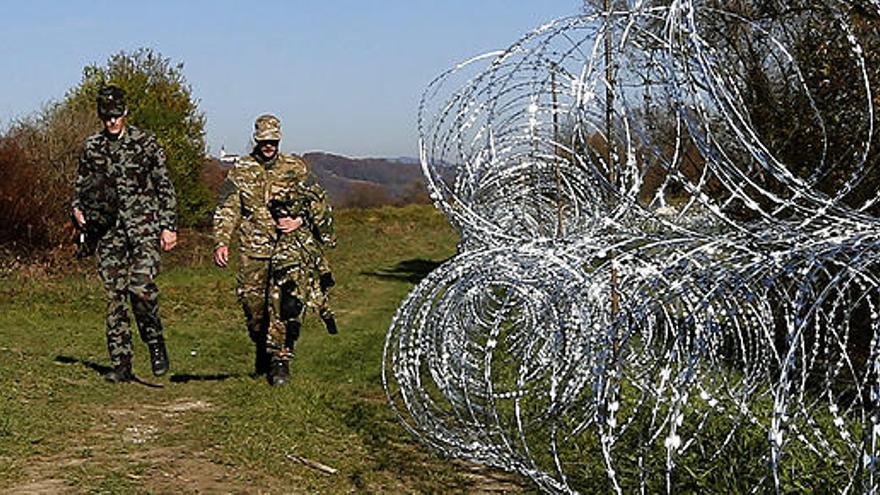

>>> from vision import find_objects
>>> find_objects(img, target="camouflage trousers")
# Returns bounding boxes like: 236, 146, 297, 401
236, 255, 334, 361
96, 228, 164, 367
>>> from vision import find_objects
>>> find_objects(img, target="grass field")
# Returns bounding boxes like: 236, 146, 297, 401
0, 204, 868, 494
0, 205, 528, 494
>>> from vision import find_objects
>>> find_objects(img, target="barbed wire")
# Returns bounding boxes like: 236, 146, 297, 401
384, 1, 880, 492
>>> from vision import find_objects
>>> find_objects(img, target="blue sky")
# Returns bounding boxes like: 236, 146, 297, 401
1, 1, 581, 158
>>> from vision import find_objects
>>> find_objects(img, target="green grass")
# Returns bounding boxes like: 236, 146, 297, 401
0, 205, 481, 493
0, 204, 863, 493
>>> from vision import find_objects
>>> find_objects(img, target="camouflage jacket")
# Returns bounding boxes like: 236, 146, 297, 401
73, 126, 177, 241
213, 153, 335, 263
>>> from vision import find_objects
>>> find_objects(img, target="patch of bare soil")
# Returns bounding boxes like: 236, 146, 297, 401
1, 398, 268, 494
1, 479, 72, 495
3, 396, 531, 494
452, 460, 530, 494
129, 453, 247, 494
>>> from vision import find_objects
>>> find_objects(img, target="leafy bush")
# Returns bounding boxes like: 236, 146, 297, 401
64, 48, 211, 226
0, 48, 209, 255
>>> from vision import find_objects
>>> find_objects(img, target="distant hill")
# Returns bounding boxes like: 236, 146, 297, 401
201, 152, 430, 209
388, 156, 421, 165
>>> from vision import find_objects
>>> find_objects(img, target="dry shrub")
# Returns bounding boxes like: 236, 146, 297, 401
396, 180, 431, 206
200, 158, 229, 198
0, 102, 98, 253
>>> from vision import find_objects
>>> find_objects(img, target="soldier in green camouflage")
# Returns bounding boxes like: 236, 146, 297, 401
71, 85, 178, 383
213, 114, 337, 386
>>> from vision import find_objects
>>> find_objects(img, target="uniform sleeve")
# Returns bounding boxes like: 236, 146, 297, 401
304, 182, 336, 248
149, 139, 178, 232
72, 147, 89, 211
213, 170, 241, 249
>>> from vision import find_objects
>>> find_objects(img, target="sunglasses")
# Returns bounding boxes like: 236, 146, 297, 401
100, 113, 125, 122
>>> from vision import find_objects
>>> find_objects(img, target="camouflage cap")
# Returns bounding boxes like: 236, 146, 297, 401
96, 85, 127, 118
254, 114, 282, 142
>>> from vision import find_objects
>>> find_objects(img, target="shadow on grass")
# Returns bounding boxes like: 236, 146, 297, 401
54, 355, 165, 388
170, 373, 237, 383
361, 258, 448, 284
54, 355, 112, 375
54, 356, 237, 385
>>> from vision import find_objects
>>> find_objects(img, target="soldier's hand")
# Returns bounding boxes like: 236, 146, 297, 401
277, 216, 304, 234
160, 229, 178, 251
72, 208, 86, 228
214, 246, 229, 267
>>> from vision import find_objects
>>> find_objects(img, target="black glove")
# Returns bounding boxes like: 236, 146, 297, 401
319, 272, 336, 291
267, 198, 295, 223
71, 210, 114, 259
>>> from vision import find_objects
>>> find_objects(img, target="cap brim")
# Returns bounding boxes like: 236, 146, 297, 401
254, 131, 282, 141
99, 108, 125, 118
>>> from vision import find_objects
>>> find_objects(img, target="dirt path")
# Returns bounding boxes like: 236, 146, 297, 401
3, 394, 529, 494
2, 398, 256, 494
451, 461, 530, 493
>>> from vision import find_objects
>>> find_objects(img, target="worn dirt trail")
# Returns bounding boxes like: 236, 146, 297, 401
2, 394, 528, 494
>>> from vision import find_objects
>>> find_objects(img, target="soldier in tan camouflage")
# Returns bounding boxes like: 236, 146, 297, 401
72, 85, 178, 383
213, 114, 336, 386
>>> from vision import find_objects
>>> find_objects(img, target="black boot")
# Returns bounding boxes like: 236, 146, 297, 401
269, 359, 290, 386
148, 337, 169, 377
105, 360, 134, 383
322, 316, 338, 335
254, 338, 270, 377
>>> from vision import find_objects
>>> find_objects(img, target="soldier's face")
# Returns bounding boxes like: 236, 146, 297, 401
101, 113, 126, 135
258, 141, 278, 160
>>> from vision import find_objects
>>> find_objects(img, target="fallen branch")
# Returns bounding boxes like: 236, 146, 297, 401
286, 454, 337, 475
